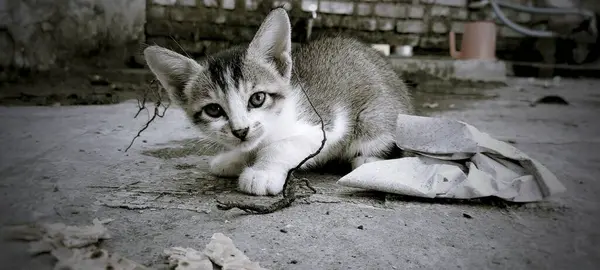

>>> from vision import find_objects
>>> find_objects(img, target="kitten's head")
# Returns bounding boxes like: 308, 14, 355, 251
143, 8, 293, 151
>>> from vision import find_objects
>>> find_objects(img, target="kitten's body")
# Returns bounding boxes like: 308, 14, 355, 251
144, 9, 413, 196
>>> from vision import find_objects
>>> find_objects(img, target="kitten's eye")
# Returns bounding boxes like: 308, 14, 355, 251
249, 92, 266, 108
203, 104, 224, 118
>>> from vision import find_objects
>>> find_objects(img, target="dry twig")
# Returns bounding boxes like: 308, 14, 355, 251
124, 79, 170, 152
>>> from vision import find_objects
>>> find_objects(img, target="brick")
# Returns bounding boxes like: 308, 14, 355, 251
245, 0, 259, 10
301, 0, 318, 12
203, 0, 218, 8
153, 0, 177, 5
420, 36, 449, 49
319, 1, 354, 15
430, 6, 450, 17
356, 3, 372, 16
148, 6, 167, 20
214, 14, 226, 24
178, 0, 196, 6
396, 20, 425, 33
222, 0, 235, 9
420, 0, 466, 7
399, 34, 420, 47
432, 21, 447, 33
339, 17, 376, 31
452, 9, 467, 20
374, 3, 406, 18
360, 18, 377, 31
321, 15, 342, 27
170, 8, 186, 21
407, 5, 424, 19
378, 19, 395, 31
451, 22, 464, 33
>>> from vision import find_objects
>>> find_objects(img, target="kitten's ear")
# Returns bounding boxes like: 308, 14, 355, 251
247, 8, 292, 81
143, 46, 202, 105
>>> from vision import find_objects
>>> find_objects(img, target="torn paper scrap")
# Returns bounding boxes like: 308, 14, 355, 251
337, 114, 566, 202
4, 218, 113, 254
52, 247, 148, 270
4, 218, 148, 270
164, 247, 214, 270
165, 233, 267, 270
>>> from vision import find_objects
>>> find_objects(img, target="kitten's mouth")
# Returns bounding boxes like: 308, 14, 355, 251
234, 133, 263, 151
236, 139, 260, 151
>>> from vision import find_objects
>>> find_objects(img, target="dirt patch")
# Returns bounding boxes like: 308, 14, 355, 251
408, 79, 501, 115
142, 138, 222, 159
0, 67, 154, 106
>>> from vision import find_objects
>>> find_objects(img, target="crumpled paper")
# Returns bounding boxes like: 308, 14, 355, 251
337, 114, 566, 202
4, 218, 148, 270
6, 219, 266, 270
165, 233, 267, 270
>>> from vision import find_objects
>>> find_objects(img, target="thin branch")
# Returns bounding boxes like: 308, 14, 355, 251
124, 79, 171, 152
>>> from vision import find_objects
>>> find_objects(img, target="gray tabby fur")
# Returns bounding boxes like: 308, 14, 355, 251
143, 8, 414, 196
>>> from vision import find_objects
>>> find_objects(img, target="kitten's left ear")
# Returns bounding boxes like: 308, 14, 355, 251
247, 8, 292, 81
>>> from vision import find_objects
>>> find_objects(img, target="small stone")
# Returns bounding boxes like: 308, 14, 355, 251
289, 260, 298, 264
280, 229, 288, 233
463, 213, 473, 219
142, 140, 148, 143
357, 225, 364, 230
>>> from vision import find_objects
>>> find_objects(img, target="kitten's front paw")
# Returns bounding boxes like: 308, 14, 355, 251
209, 154, 246, 177
238, 167, 286, 196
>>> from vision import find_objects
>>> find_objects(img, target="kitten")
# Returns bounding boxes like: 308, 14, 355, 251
143, 8, 414, 196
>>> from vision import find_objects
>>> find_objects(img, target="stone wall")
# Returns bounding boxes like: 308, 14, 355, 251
0, 0, 146, 71
145, 0, 534, 58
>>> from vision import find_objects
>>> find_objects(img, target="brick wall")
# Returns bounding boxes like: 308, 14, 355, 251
145, 0, 534, 58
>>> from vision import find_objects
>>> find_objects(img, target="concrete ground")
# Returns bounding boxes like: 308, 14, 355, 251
0, 77, 599, 269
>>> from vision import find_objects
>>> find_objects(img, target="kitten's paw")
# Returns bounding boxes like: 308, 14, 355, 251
351, 156, 383, 170
209, 154, 246, 177
238, 167, 286, 196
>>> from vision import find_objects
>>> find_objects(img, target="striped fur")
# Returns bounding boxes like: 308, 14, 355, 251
144, 8, 414, 195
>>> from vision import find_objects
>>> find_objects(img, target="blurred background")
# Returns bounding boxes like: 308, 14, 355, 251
1, 2, 600, 269
0, 0, 599, 107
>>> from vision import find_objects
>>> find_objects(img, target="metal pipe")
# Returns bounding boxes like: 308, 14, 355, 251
488, 0, 558, 38
470, 0, 594, 17
469, 0, 597, 39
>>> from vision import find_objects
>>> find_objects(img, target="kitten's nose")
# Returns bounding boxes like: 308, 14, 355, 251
232, 127, 249, 140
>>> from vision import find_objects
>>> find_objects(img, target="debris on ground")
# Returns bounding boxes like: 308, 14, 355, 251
422, 102, 439, 109
338, 114, 566, 202
531, 95, 570, 106
3, 218, 146, 270
5, 219, 267, 270
165, 233, 268, 270
4, 218, 113, 253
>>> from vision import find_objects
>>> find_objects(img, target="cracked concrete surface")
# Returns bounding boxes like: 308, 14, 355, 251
0, 77, 599, 269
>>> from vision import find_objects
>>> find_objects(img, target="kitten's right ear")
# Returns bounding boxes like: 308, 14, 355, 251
143, 46, 202, 105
